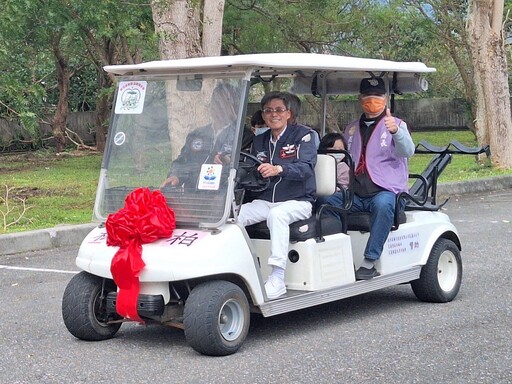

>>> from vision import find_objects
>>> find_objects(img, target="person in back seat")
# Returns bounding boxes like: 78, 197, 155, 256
238, 91, 317, 299
241, 110, 267, 153
286, 92, 320, 149
318, 132, 350, 190
315, 77, 414, 280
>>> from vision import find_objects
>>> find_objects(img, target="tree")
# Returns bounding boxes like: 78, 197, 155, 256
401, 0, 512, 167
399, 1, 476, 125
224, 0, 368, 55
0, 0, 157, 152
149, 0, 226, 157
3, 0, 86, 153
68, 0, 157, 151
467, 0, 512, 167
50, 30, 74, 152
150, 0, 226, 59
1, 0, 72, 151
223, 1, 370, 131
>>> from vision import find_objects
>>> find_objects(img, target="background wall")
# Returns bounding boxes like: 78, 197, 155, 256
0, 98, 471, 151
248, 98, 471, 132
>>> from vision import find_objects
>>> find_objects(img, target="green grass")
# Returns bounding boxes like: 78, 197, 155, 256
410, 131, 511, 182
0, 131, 510, 234
0, 150, 102, 233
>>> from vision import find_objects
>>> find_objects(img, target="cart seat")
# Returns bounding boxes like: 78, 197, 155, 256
246, 214, 344, 242
245, 154, 340, 241
346, 210, 406, 232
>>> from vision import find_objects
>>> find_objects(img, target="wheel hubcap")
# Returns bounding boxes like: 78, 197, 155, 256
438, 249, 458, 292
218, 299, 244, 342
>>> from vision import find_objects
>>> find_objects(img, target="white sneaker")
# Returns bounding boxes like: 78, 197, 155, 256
264, 275, 286, 300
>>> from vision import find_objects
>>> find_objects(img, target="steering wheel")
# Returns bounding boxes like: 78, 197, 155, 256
237, 152, 271, 193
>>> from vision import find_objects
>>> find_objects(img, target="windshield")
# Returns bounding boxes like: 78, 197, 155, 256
94, 75, 249, 227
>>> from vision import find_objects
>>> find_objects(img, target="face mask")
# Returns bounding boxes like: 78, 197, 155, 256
254, 127, 269, 136
331, 153, 345, 162
361, 96, 386, 115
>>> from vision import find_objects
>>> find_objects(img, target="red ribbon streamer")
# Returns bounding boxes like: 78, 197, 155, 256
106, 188, 176, 323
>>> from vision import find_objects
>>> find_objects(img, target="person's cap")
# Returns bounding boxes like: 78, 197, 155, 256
359, 77, 387, 95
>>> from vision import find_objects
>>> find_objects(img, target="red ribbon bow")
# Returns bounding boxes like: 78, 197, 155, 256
106, 188, 176, 323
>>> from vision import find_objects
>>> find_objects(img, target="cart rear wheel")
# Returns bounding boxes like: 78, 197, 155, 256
411, 238, 462, 303
62, 271, 122, 340
184, 280, 250, 356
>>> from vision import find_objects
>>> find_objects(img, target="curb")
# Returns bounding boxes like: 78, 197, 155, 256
0, 223, 98, 256
1, 176, 511, 257
436, 175, 512, 199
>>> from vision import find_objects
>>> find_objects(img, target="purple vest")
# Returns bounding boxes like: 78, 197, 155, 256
344, 117, 408, 194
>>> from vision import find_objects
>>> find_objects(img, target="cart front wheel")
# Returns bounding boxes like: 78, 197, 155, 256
62, 271, 122, 340
184, 280, 250, 356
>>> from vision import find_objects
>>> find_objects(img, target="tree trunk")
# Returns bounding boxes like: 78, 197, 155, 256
151, 0, 203, 60
51, 36, 70, 153
95, 94, 109, 152
202, 0, 225, 56
150, 0, 225, 158
467, 0, 512, 168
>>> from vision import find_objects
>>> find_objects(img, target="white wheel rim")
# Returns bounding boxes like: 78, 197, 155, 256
218, 299, 244, 342
438, 249, 458, 292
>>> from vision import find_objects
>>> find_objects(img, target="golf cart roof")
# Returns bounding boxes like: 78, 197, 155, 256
104, 53, 435, 95
104, 53, 435, 76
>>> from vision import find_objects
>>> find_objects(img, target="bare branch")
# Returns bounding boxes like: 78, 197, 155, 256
0, 185, 33, 232
65, 128, 98, 151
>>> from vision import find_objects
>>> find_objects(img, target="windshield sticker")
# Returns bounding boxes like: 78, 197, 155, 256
197, 164, 222, 190
114, 81, 147, 114
113, 132, 126, 146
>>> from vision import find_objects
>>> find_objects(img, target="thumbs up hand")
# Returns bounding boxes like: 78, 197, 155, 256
384, 108, 398, 134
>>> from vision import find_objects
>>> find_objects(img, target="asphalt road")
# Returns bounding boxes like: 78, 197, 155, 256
0, 190, 511, 384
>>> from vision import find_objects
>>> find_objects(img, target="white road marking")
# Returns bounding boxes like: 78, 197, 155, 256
0, 265, 78, 274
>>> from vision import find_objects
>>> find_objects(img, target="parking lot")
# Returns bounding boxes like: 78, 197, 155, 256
0, 190, 511, 384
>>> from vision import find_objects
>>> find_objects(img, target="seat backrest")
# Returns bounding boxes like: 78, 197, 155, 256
315, 154, 337, 196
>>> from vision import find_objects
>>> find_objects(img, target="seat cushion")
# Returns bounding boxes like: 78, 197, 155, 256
346, 211, 406, 232
245, 215, 344, 242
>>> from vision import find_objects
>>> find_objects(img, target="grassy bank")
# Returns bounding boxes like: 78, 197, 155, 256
409, 131, 511, 182
0, 151, 102, 233
0, 131, 510, 233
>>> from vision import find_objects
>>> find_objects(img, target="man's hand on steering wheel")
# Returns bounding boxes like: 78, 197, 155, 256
257, 163, 282, 178
237, 152, 271, 193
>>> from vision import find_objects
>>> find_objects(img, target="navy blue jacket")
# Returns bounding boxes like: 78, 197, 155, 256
251, 124, 317, 203
167, 124, 234, 189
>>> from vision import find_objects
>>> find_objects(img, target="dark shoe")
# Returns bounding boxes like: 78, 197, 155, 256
355, 266, 379, 280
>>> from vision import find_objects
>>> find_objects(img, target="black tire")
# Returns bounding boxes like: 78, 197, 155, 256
411, 238, 462, 303
184, 280, 250, 356
62, 271, 122, 341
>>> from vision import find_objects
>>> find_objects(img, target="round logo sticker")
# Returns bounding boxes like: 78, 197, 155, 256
114, 132, 126, 146
120, 88, 142, 111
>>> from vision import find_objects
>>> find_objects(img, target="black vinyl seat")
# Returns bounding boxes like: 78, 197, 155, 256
245, 214, 343, 242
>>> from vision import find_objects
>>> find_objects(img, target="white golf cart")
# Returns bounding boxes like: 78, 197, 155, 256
62, 53, 466, 356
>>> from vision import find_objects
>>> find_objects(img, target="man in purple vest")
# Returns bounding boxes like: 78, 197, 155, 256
316, 76, 415, 280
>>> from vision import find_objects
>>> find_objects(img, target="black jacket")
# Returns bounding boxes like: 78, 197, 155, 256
251, 124, 317, 203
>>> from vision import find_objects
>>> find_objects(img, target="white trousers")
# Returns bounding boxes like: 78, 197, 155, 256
238, 199, 312, 269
